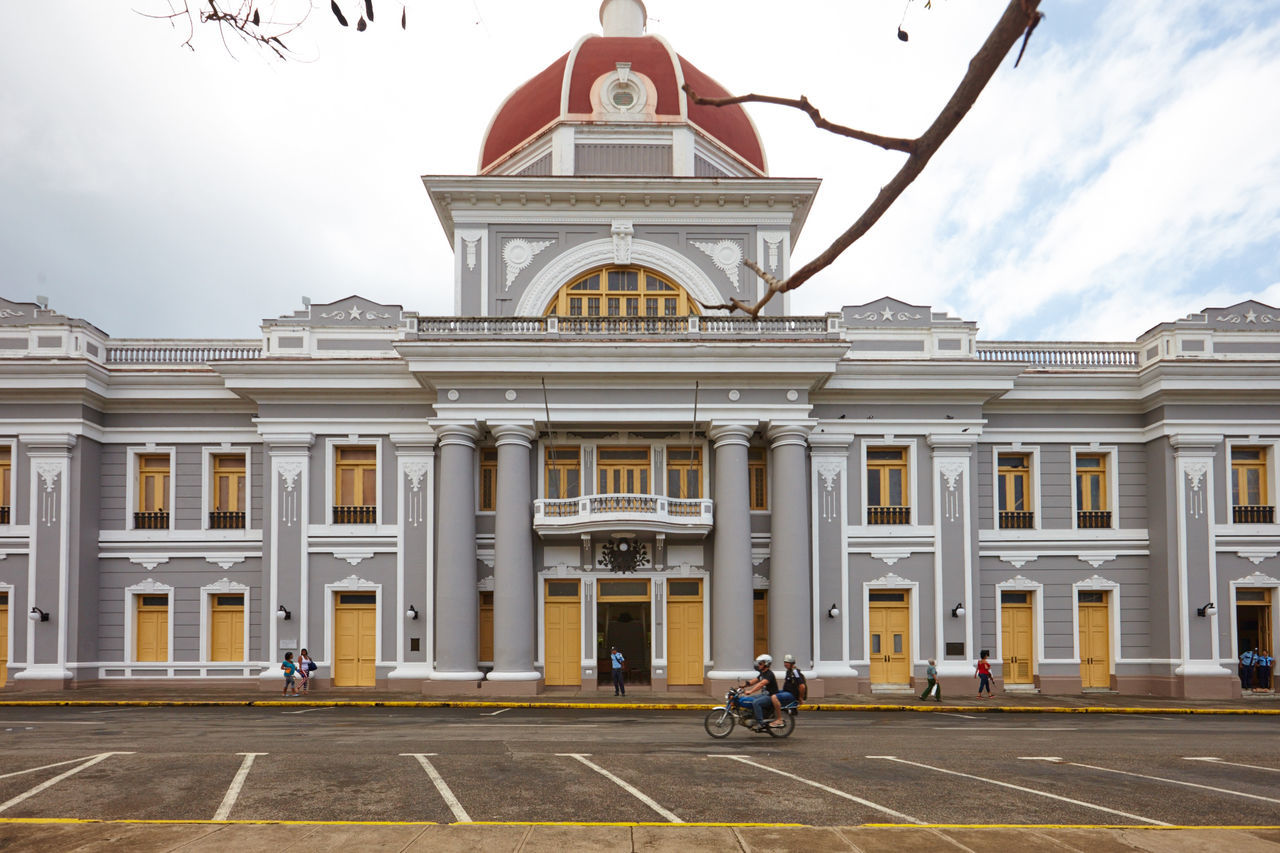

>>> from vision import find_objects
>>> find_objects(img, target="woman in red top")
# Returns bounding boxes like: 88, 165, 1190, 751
975, 652, 993, 698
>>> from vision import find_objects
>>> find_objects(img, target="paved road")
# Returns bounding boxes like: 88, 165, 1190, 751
1, 705, 1278, 828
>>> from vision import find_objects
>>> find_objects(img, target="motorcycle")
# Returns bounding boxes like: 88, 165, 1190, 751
704, 686, 797, 738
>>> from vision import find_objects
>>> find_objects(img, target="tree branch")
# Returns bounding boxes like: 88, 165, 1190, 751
682, 87, 916, 154
697, 0, 1044, 315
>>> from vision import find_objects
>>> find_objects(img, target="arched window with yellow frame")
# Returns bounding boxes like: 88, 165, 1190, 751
543, 266, 700, 318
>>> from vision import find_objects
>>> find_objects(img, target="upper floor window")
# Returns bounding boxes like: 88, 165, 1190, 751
545, 447, 581, 500
598, 447, 650, 494
334, 446, 377, 524
479, 448, 498, 511
1075, 453, 1111, 528
136, 454, 171, 530
867, 447, 910, 525
0, 445, 10, 525
544, 266, 698, 318
666, 447, 702, 500
1231, 446, 1274, 523
748, 447, 768, 511
210, 453, 246, 530
998, 453, 1033, 529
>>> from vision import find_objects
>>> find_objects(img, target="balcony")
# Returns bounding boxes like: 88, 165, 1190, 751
333, 505, 377, 525
134, 511, 170, 530
1077, 510, 1113, 529
1233, 505, 1276, 524
867, 506, 911, 525
534, 494, 713, 536
999, 511, 1035, 529
209, 511, 246, 530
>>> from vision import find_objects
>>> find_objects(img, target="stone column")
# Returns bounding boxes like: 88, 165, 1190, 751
489, 423, 540, 682
1170, 434, 1231, 692
707, 422, 755, 681
929, 434, 977, 678
259, 433, 312, 684
388, 433, 435, 682
431, 423, 483, 680
767, 421, 814, 667
13, 434, 75, 684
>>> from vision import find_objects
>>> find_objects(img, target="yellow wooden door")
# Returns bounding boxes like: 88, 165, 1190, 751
1001, 603, 1034, 683
869, 596, 910, 684
0, 592, 7, 685
478, 591, 494, 663
1079, 599, 1110, 688
667, 580, 704, 685
334, 594, 377, 687
136, 596, 169, 662
544, 580, 580, 686
210, 594, 244, 661
753, 590, 768, 658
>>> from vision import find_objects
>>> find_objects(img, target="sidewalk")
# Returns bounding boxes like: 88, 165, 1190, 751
2, 680, 1277, 712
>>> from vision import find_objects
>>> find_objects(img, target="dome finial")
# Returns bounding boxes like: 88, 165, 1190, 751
599, 0, 647, 37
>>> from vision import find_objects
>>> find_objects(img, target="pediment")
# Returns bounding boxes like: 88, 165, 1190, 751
841, 297, 931, 327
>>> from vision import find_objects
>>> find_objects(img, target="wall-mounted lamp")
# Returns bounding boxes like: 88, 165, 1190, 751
951, 602, 966, 618
827, 603, 840, 619
28, 606, 49, 623
406, 605, 419, 621
1197, 602, 1217, 617
276, 604, 292, 621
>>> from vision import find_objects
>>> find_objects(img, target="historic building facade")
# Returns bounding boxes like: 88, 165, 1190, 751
0, 0, 1276, 698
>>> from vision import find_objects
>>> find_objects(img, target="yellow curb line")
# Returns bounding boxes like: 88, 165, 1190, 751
0, 699, 1276, 714
1, 817, 1278, 829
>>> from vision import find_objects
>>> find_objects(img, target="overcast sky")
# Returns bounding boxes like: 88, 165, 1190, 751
1, 0, 1277, 342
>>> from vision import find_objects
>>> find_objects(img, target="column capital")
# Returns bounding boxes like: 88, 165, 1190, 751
766, 420, 816, 448
708, 422, 755, 448
489, 422, 538, 446
1169, 434, 1219, 454
927, 433, 979, 452
18, 433, 76, 454
808, 430, 853, 453
261, 432, 315, 453
390, 431, 437, 451
433, 421, 480, 448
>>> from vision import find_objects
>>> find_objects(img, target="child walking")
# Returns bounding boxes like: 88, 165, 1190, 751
920, 658, 941, 701
281, 652, 300, 696
975, 651, 993, 698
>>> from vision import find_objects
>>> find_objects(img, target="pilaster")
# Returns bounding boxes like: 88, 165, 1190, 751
388, 432, 436, 681
261, 433, 313, 681
809, 430, 853, 679
928, 433, 978, 677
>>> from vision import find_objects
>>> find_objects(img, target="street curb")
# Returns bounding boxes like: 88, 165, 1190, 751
0, 699, 1276, 714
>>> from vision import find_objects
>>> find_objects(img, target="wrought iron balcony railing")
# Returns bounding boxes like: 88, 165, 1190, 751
1233, 504, 1276, 524
1077, 510, 1113, 529
209, 511, 246, 530
333, 505, 377, 524
999, 510, 1035, 529
134, 511, 170, 530
867, 506, 911, 525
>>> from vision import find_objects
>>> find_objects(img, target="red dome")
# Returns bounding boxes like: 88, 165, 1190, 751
480, 35, 766, 175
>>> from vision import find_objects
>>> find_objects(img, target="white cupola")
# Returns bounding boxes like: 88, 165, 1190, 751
599, 0, 647, 37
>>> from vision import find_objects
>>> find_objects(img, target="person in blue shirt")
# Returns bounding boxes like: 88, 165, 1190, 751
610, 646, 626, 696
1239, 649, 1255, 690
1256, 651, 1273, 691
280, 652, 299, 697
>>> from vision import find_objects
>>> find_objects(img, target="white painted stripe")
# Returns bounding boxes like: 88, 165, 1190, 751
1018, 757, 1063, 762
1184, 757, 1280, 773
213, 752, 265, 821
483, 708, 512, 716
557, 753, 682, 824
0, 720, 102, 725
937, 712, 980, 720
712, 755, 922, 825
282, 707, 333, 715
405, 753, 471, 822
1069, 761, 1280, 803
0, 752, 133, 814
932, 727, 1078, 731
867, 755, 1169, 826
0, 754, 110, 781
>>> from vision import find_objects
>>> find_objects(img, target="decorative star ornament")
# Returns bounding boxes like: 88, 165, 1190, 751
349, 304, 363, 320
1245, 310, 1258, 323
881, 306, 895, 321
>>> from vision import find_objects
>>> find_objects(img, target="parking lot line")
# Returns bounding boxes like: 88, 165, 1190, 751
711, 755, 923, 825
0, 752, 134, 814
1064, 761, 1280, 803
556, 753, 683, 824
868, 756, 1170, 826
1184, 757, 1280, 773
213, 752, 265, 821
404, 753, 471, 823
0, 755, 109, 781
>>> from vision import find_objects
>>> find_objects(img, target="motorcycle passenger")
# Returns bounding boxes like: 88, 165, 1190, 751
772, 653, 807, 719
740, 653, 780, 730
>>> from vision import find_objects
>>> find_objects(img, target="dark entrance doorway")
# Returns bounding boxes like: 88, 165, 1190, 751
595, 579, 651, 688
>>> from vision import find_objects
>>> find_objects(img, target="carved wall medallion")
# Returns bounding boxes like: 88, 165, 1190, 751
463, 238, 479, 272
611, 221, 634, 265
815, 459, 843, 522
503, 239, 554, 290
1184, 460, 1209, 518
691, 239, 744, 290
764, 238, 780, 272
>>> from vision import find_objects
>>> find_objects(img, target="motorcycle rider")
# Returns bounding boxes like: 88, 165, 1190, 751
740, 653, 780, 730
772, 653, 807, 719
